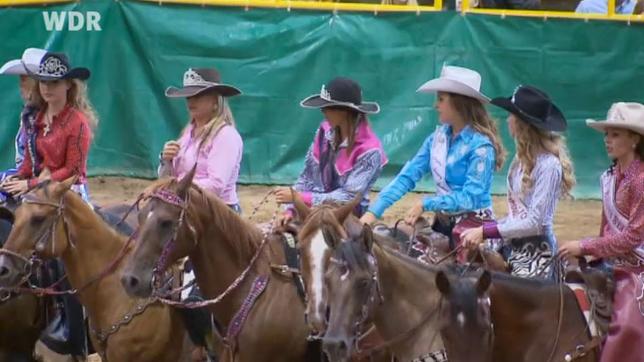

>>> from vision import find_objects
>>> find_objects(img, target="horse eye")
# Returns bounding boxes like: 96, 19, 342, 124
357, 279, 370, 290
30, 215, 46, 226
159, 219, 173, 229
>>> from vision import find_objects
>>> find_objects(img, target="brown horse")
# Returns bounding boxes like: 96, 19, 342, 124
0, 293, 46, 362
320, 224, 446, 362
328, 224, 599, 362
120, 170, 322, 362
0, 177, 186, 362
435, 267, 494, 362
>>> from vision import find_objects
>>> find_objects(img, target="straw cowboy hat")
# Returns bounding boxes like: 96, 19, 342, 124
301, 77, 380, 114
417, 65, 490, 103
492, 85, 567, 132
165, 68, 241, 98
586, 102, 644, 136
0, 48, 47, 76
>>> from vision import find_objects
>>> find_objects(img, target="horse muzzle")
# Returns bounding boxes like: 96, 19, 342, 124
120, 271, 153, 298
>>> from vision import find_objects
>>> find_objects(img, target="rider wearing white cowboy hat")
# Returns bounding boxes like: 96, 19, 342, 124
559, 102, 644, 362
0, 48, 47, 183
361, 64, 506, 263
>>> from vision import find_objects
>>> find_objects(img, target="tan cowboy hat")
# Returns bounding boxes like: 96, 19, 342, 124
417, 65, 490, 103
586, 102, 644, 136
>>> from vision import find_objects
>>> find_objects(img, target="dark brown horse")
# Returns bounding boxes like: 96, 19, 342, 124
0, 293, 46, 362
435, 268, 494, 362
325, 224, 598, 362
120, 170, 322, 362
0, 177, 186, 361
320, 224, 446, 362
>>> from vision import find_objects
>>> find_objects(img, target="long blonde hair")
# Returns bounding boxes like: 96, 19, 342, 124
512, 116, 576, 198
183, 91, 236, 151
449, 93, 506, 170
30, 79, 99, 131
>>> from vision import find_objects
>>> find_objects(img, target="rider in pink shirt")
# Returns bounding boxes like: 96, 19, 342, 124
159, 67, 243, 212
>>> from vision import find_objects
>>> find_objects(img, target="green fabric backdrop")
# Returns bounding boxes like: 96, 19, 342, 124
1, 1, 642, 197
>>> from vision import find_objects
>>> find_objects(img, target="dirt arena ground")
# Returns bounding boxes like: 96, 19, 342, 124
89, 176, 602, 242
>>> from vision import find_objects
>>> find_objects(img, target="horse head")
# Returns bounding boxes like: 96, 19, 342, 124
321, 223, 379, 362
436, 268, 494, 362
0, 175, 78, 288
120, 166, 197, 298
295, 195, 362, 339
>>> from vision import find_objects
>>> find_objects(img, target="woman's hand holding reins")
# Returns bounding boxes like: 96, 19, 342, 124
404, 200, 425, 226
161, 140, 181, 161
461, 226, 485, 249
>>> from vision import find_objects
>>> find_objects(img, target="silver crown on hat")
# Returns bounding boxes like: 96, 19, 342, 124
320, 84, 332, 101
183, 68, 217, 87
39, 56, 68, 77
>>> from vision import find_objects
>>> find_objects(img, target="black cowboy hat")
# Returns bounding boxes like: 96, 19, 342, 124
165, 68, 242, 98
24, 52, 90, 81
301, 77, 380, 114
492, 85, 567, 132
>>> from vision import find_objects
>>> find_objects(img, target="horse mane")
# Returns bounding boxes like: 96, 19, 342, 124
373, 238, 441, 275
146, 178, 264, 263
30, 181, 129, 246
488, 269, 554, 288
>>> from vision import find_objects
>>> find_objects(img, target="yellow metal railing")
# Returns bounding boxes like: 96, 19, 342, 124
137, 0, 442, 13
0, 0, 71, 5
0, 0, 642, 21
461, 0, 644, 22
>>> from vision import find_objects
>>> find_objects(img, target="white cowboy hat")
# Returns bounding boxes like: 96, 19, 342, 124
417, 65, 490, 103
586, 102, 644, 136
0, 48, 47, 76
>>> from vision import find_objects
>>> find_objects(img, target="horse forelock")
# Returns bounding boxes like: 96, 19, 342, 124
298, 206, 345, 243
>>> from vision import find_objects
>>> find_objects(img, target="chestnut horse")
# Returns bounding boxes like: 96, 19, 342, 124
0, 177, 186, 362
120, 170, 322, 362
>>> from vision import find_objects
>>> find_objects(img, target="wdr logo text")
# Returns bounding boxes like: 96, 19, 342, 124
43, 11, 102, 31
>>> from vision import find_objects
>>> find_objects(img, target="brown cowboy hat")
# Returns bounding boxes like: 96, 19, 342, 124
165, 68, 241, 98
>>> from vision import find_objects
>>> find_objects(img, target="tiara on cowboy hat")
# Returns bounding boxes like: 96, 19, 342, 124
417, 65, 490, 103
165, 68, 242, 98
0, 48, 47, 76
586, 102, 644, 136
300, 77, 380, 114
492, 85, 567, 132
24, 51, 90, 81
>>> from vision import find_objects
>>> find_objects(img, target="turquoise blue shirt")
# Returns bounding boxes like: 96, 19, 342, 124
368, 124, 496, 218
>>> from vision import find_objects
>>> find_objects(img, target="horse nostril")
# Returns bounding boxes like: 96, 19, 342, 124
0, 266, 8, 278
122, 274, 139, 289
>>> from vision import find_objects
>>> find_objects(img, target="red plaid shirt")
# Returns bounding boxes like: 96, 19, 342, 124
18, 104, 92, 188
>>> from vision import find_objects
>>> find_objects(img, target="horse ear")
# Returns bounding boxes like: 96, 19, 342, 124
476, 270, 492, 296
291, 189, 311, 221
360, 224, 374, 252
37, 167, 52, 182
177, 164, 197, 198
55, 175, 78, 194
321, 225, 340, 249
333, 193, 361, 223
435, 270, 451, 296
